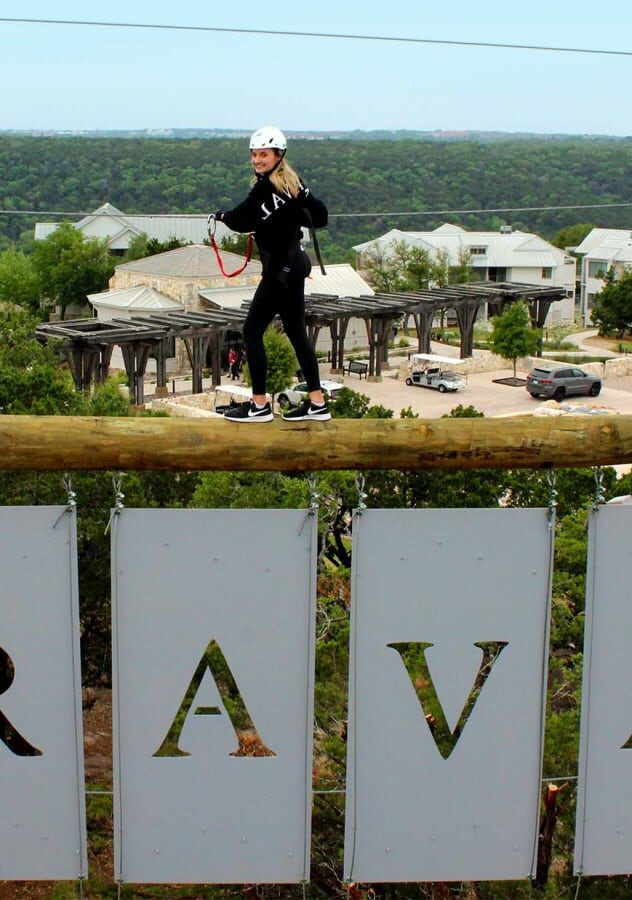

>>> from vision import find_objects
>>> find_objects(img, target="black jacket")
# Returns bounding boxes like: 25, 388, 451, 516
218, 173, 328, 279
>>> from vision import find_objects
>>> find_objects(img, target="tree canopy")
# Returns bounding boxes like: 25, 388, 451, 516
591, 268, 632, 337
30, 222, 114, 318
2, 134, 632, 263
0, 247, 39, 311
488, 300, 541, 377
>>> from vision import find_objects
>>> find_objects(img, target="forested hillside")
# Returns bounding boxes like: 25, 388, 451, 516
1, 135, 632, 259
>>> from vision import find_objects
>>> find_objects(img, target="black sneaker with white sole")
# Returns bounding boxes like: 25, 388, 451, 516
282, 399, 331, 421
223, 400, 273, 423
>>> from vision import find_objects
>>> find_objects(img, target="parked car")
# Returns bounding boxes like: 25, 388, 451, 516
277, 379, 344, 407
526, 365, 602, 401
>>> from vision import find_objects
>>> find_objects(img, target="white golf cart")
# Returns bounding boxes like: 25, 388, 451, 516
405, 353, 467, 393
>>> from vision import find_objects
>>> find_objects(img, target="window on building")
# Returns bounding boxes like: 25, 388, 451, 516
588, 260, 608, 278
541, 267, 553, 279
470, 246, 487, 255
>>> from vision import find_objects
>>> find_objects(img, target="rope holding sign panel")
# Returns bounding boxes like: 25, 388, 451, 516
53, 473, 78, 529
105, 472, 126, 535
593, 465, 606, 508
545, 468, 558, 527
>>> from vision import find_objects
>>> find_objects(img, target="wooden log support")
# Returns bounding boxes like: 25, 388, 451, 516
535, 783, 561, 887
0, 414, 631, 472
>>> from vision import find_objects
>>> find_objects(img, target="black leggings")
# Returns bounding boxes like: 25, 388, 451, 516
243, 275, 321, 396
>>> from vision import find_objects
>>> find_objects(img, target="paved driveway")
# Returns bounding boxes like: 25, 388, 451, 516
324, 365, 632, 419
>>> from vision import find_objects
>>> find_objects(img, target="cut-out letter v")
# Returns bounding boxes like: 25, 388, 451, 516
388, 641, 508, 760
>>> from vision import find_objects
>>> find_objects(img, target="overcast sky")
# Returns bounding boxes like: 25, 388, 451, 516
2, 0, 631, 136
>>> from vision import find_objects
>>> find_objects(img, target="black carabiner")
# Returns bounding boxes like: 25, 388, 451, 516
207, 213, 216, 240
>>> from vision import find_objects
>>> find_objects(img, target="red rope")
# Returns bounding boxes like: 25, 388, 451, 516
210, 232, 254, 278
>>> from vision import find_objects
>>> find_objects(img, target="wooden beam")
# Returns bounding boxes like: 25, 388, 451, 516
0, 415, 631, 472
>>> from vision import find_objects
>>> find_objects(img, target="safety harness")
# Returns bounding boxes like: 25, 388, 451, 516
207, 214, 253, 278
303, 210, 327, 276
207, 197, 327, 279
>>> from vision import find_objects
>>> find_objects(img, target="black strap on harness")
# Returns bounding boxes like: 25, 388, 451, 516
301, 205, 327, 276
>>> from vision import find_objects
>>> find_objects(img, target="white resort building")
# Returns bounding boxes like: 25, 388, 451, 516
573, 228, 632, 324
353, 223, 576, 323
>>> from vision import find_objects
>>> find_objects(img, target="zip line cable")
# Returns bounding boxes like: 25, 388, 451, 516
2, 201, 632, 221
1, 17, 632, 59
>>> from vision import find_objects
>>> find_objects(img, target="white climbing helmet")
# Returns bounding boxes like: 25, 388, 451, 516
249, 126, 287, 152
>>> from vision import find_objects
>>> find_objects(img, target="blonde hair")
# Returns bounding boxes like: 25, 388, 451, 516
252, 154, 302, 198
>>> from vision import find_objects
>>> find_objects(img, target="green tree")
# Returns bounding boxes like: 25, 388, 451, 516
550, 222, 594, 250
0, 305, 84, 414
488, 300, 541, 378
220, 232, 261, 260
360, 242, 403, 292
192, 471, 309, 510
242, 327, 298, 402
395, 242, 435, 289
450, 247, 475, 284
591, 267, 632, 337
31, 222, 114, 319
122, 233, 188, 263
362, 240, 447, 293
0, 247, 40, 312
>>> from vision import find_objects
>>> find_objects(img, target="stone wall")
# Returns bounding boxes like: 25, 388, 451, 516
396, 354, 632, 381
524, 356, 632, 378
150, 393, 221, 418
110, 270, 260, 311
109, 269, 262, 373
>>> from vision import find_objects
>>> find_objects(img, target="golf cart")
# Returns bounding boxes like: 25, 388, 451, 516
405, 353, 467, 393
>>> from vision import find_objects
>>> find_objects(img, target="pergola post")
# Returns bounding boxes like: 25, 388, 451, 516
410, 304, 435, 353
97, 344, 114, 384
152, 339, 170, 398
455, 299, 483, 358
209, 332, 223, 386
120, 341, 152, 406
332, 316, 350, 373
183, 334, 212, 394
65, 345, 100, 392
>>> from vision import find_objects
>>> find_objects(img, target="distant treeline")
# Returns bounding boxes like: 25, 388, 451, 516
2, 135, 632, 260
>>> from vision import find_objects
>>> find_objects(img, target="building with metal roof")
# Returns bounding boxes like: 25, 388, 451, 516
87, 286, 184, 320
574, 228, 632, 324
34, 202, 231, 253
110, 244, 262, 309
353, 223, 576, 323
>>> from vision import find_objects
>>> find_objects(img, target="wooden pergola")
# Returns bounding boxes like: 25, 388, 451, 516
36, 309, 248, 406
372, 282, 568, 358
36, 282, 567, 402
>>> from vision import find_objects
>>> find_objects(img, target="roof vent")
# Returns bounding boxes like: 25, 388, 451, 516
500, 225, 513, 234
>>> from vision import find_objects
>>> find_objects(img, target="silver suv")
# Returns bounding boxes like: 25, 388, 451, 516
526, 365, 602, 401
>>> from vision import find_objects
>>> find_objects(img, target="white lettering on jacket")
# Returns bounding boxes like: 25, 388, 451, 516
260, 189, 292, 221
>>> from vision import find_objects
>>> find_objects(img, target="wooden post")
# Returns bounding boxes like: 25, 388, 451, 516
535, 783, 561, 887
0, 415, 631, 472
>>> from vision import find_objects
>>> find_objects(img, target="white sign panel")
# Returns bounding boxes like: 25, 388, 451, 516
0, 507, 87, 880
575, 505, 632, 875
112, 509, 317, 884
344, 508, 552, 883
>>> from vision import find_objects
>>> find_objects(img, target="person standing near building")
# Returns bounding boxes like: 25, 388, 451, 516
214, 126, 330, 423
228, 347, 240, 381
